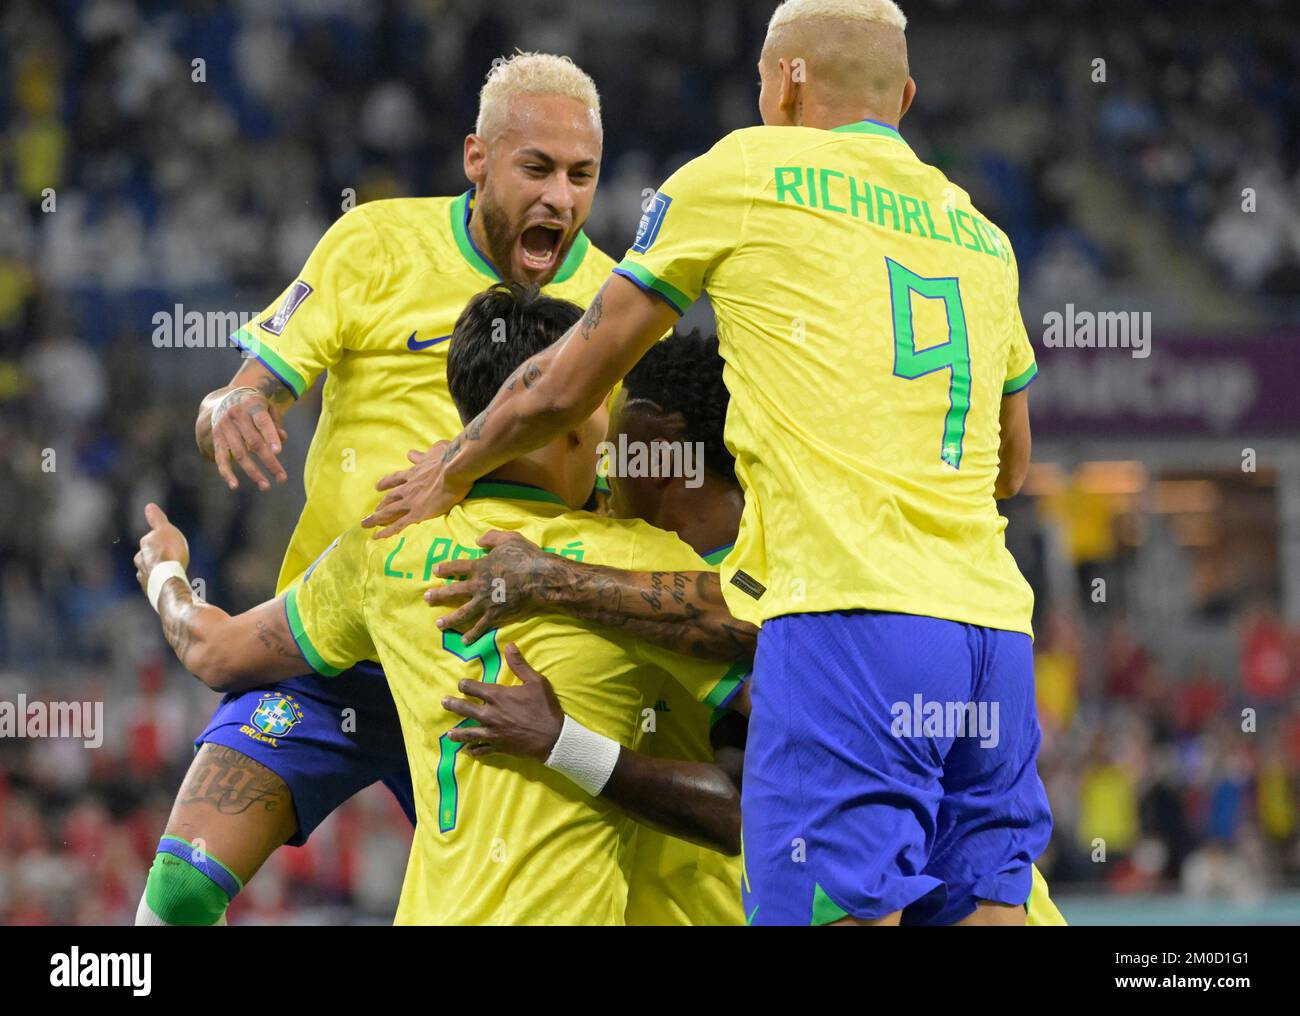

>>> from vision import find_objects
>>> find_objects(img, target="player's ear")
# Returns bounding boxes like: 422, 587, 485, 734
778, 57, 799, 118
464, 134, 488, 187
900, 77, 916, 120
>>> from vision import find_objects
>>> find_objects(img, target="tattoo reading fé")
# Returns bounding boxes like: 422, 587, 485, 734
179, 745, 287, 816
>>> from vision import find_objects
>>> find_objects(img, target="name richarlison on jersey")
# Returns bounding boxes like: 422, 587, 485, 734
772, 166, 1009, 263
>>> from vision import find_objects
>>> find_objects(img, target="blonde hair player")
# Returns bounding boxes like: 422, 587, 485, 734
366, 0, 1062, 927
137, 52, 618, 926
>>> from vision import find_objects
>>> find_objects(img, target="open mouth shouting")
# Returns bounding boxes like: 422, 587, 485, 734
515, 221, 568, 277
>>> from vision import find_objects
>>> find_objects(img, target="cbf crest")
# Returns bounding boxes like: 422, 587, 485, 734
251, 694, 303, 737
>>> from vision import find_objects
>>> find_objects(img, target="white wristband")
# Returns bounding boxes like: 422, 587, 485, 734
544, 715, 622, 797
147, 562, 189, 613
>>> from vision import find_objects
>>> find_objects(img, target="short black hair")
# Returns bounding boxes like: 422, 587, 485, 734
623, 329, 735, 482
447, 283, 584, 423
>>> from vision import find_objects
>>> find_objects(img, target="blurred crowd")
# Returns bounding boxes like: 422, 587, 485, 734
2, 0, 1298, 344
0, 665, 413, 924
1, 0, 1298, 922
1035, 608, 1300, 904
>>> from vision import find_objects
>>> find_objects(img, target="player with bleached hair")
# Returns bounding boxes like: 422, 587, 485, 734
135, 52, 636, 926
366, 0, 1055, 926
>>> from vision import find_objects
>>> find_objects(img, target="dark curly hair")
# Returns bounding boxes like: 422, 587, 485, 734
447, 282, 584, 423
623, 329, 735, 483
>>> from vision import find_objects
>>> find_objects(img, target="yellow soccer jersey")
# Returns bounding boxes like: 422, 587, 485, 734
625, 544, 747, 926
285, 480, 742, 925
616, 122, 1036, 635
231, 192, 615, 593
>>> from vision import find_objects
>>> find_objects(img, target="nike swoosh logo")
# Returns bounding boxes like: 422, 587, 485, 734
406, 331, 452, 351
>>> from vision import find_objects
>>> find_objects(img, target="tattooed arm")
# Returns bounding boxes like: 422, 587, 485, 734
196, 358, 294, 491
135, 504, 307, 693
363, 275, 678, 536
549, 566, 756, 663
156, 588, 304, 695
424, 531, 758, 663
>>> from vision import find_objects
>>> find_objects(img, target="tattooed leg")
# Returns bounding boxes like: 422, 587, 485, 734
161, 743, 299, 884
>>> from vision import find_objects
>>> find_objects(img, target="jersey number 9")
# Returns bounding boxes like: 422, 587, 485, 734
886, 257, 972, 470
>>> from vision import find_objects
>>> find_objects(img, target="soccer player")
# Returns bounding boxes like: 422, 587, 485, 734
430, 330, 1065, 926
134, 285, 747, 924
437, 330, 750, 925
362, 0, 1053, 926
137, 52, 623, 926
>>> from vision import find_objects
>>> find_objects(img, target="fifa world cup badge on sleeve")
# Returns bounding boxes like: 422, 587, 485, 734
632, 193, 672, 254
260, 280, 313, 335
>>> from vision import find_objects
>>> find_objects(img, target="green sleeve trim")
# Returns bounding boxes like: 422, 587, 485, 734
284, 587, 344, 677
231, 325, 309, 398
613, 259, 694, 315
703, 662, 750, 711
1003, 362, 1038, 395
701, 543, 734, 567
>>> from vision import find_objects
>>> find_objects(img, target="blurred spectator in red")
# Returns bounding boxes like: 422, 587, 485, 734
1104, 623, 1152, 700
1241, 605, 1294, 702
1177, 667, 1227, 736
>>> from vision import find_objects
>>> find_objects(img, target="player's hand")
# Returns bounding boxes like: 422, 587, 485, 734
133, 503, 190, 593
423, 531, 567, 643
209, 386, 288, 491
361, 440, 471, 538
442, 644, 564, 761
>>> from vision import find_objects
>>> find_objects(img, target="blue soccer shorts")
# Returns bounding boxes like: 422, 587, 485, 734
740, 610, 1052, 925
195, 664, 415, 846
